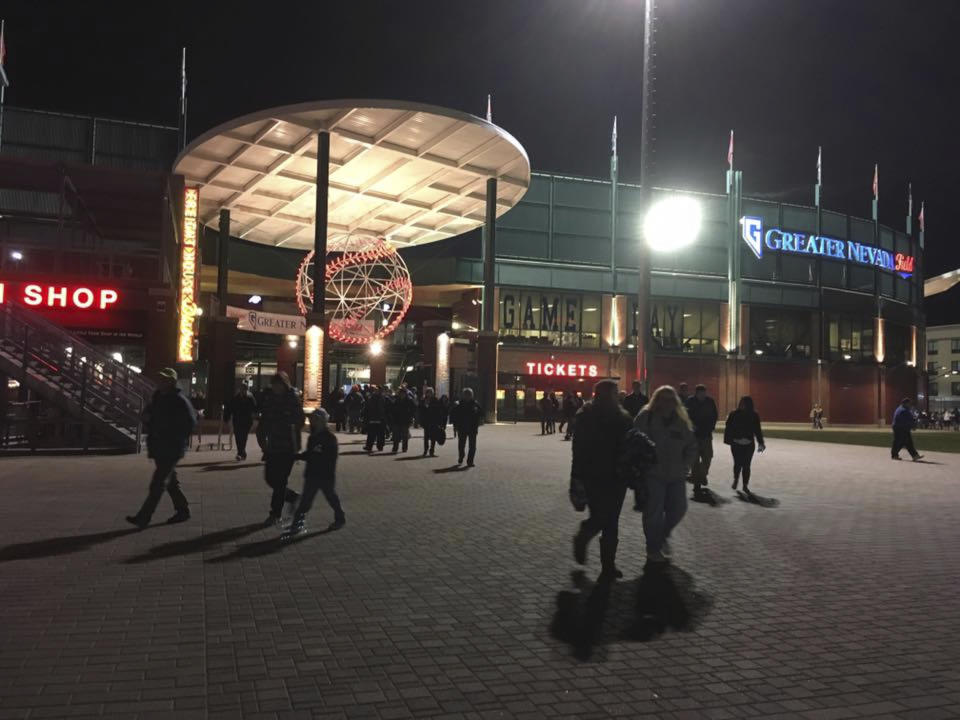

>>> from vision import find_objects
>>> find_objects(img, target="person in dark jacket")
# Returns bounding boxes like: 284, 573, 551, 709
328, 388, 347, 432
362, 386, 388, 452
539, 395, 552, 435
621, 380, 648, 420
684, 384, 718, 499
390, 387, 417, 453
450, 387, 483, 466
892, 398, 923, 461
723, 396, 766, 493
285, 408, 344, 537
571, 379, 634, 580
126, 368, 196, 529
224, 381, 257, 460
345, 386, 364, 433
256, 372, 304, 525
419, 387, 446, 456
561, 392, 578, 440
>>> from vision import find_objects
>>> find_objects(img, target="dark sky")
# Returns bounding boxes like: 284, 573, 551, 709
3, 0, 959, 286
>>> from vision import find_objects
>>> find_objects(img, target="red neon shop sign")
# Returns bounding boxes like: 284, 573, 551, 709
525, 361, 599, 378
0, 282, 119, 310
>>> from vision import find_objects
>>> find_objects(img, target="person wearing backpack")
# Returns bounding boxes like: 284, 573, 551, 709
723, 396, 766, 493
634, 385, 698, 563
571, 379, 635, 581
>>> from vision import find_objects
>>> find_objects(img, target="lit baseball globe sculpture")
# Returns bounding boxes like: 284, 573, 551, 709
296, 234, 413, 345
643, 195, 702, 252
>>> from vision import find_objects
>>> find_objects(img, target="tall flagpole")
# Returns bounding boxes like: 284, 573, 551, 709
815, 146, 824, 365
0, 19, 8, 155
610, 116, 618, 272
179, 47, 187, 151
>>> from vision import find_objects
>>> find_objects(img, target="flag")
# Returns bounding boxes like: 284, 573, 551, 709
0, 19, 9, 88
816, 145, 822, 186
485, 94, 491, 123
872, 163, 878, 198
180, 47, 187, 116
727, 129, 734, 169
612, 115, 618, 155
918, 201, 925, 233
908, 182, 913, 218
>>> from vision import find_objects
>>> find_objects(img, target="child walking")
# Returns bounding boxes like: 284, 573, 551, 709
285, 408, 345, 537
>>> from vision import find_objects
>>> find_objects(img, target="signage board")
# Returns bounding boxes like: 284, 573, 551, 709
0, 282, 119, 309
740, 215, 914, 278
178, 187, 199, 362
226, 306, 307, 335
524, 361, 599, 378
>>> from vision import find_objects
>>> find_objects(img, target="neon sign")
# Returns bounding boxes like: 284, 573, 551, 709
0, 282, 119, 309
525, 361, 599, 378
178, 187, 199, 362
740, 216, 914, 278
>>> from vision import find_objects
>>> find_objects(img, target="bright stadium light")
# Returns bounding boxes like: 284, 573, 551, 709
369, 340, 383, 356
643, 196, 702, 252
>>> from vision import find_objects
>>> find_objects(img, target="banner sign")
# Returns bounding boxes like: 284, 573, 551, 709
227, 306, 306, 335
740, 216, 914, 278
177, 187, 200, 362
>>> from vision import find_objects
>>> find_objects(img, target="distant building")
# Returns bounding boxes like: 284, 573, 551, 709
925, 324, 960, 412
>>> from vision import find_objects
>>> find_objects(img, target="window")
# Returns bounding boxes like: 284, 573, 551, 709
953, 382, 960, 396
883, 322, 910, 366
498, 289, 597, 348
929, 382, 938, 397
750, 307, 812, 359
952, 339, 960, 353
927, 361, 938, 374
649, 301, 721, 354
952, 361, 960, 373
826, 313, 874, 362
928, 340, 938, 355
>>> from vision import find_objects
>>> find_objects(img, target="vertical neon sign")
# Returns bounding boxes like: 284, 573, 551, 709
178, 187, 199, 362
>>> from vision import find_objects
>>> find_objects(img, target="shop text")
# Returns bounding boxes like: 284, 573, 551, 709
0, 283, 118, 309
525, 361, 599, 378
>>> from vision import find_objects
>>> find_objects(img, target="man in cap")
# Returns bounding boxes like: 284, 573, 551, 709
126, 368, 196, 528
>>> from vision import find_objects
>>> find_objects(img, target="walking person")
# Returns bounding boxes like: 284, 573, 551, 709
450, 387, 483, 466
561, 392, 577, 440
126, 368, 196, 529
345, 385, 364, 433
621, 380, 648, 420
284, 408, 345, 537
539, 394, 552, 435
390, 386, 416, 453
810, 403, 824, 430
256, 372, 304, 526
891, 397, 923, 461
224, 381, 257, 460
419, 387, 446, 456
570, 379, 634, 580
684, 384, 718, 500
634, 386, 698, 562
724, 396, 766, 493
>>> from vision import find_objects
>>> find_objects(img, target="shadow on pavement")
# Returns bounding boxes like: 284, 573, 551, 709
395, 455, 430, 461
735, 490, 780, 508
691, 489, 731, 506
911, 459, 943, 465
550, 564, 713, 662
121, 522, 265, 563
206, 526, 338, 562
0, 527, 142, 562
433, 464, 469, 474
177, 460, 233, 468
200, 463, 262, 472
341, 450, 375, 456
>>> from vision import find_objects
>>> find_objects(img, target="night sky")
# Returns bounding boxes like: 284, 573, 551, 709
3, 0, 959, 316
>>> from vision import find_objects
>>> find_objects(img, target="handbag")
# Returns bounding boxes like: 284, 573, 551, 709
432, 426, 447, 446
569, 475, 587, 512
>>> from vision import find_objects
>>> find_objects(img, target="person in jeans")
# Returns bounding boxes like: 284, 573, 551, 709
126, 368, 196, 529
723, 396, 766, 493
256, 372, 304, 525
684, 384, 718, 499
285, 408, 344, 536
634, 386, 698, 563
571, 379, 634, 581
419, 387, 446, 456
362, 386, 387, 452
892, 397, 923, 461
390, 386, 417, 453
450, 387, 483, 466
224, 381, 257, 460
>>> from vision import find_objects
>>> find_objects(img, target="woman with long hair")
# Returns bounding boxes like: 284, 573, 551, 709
633, 385, 698, 563
723, 396, 765, 493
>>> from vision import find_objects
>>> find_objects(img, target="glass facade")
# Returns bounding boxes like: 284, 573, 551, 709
826, 313, 874, 362
648, 300, 721, 354
499, 289, 602, 348
750, 307, 812, 359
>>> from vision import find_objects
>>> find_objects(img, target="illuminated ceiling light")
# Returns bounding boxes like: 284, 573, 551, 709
369, 340, 384, 356
249, 295, 262, 304
382, 302, 391, 311
288, 340, 298, 349
10, 250, 23, 261
584, 307, 598, 312
451, 321, 461, 330
129, 365, 142, 374
644, 196, 702, 252
194, 306, 204, 316
405, 365, 414, 372
111, 352, 123, 363
843, 354, 852, 360
754, 349, 764, 356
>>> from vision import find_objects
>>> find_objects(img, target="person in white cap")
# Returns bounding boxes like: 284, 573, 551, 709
285, 408, 345, 537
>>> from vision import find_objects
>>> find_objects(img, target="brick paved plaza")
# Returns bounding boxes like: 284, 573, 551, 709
1, 426, 959, 720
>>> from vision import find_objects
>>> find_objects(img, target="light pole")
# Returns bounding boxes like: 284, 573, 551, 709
636, 0, 657, 391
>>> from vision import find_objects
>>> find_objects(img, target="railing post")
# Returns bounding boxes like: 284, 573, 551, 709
79, 363, 88, 411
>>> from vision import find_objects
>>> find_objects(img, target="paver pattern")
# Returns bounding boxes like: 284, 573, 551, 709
1, 426, 959, 719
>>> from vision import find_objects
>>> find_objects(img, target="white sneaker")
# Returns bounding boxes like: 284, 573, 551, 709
647, 550, 669, 563
661, 539, 672, 557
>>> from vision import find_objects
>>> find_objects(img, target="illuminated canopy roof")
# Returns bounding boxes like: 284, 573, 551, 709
173, 99, 530, 250
924, 267, 960, 297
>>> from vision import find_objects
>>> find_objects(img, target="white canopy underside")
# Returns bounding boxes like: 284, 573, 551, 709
173, 100, 530, 251
924, 268, 960, 297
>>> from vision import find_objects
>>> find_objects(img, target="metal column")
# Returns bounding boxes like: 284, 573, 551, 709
482, 177, 498, 331
636, 0, 656, 390
217, 209, 230, 315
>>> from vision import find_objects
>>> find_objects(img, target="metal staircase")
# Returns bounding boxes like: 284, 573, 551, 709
0, 301, 155, 453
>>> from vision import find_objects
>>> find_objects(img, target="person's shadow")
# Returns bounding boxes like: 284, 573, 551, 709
735, 490, 780, 508
433, 465, 469, 474
121, 523, 265, 563
691, 488, 731, 507
0, 528, 142, 562
551, 563, 712, 661
206, 525, 339, 562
